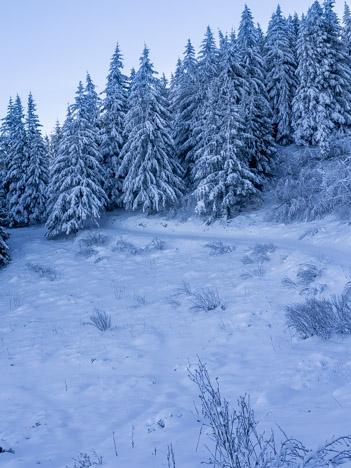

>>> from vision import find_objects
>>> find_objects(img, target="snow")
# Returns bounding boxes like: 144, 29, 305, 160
1, 209, 351, 467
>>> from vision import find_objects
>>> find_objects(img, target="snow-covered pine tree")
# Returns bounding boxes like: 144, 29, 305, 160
5, 95, 29, 227
321, 0, 351, 140
292, 10, 317, 147
0, 226, 10, 268
237, 5, 275, 179
293, 0, 351, 154
127, 68, 136, 97
171, 40, 198, 178
189, 27, 218, 183
287, 13, 300, 61
264, 6, 297, 144
256, 23, 265, 54
99, 43, 127, 209
46, 82, 107, 238
20, 92, 49, 224
193, 34, 257, 219
343, 2, 351, 56
49, 120, 63, 163
0, 97, 14, 222
118, 46, 183, 213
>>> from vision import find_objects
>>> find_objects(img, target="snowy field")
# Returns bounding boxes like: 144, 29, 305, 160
2, 210, 351, 467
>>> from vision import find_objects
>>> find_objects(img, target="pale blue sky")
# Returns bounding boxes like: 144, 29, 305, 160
0, 0, 345, 134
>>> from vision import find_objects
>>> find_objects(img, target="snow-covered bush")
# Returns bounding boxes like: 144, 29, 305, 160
268, 145, 351, 222
190, 360, 351, 467
286, 283, 351, 339
204, 241, 235, 256
26, 262, 57, 281
88, 309, 111, 332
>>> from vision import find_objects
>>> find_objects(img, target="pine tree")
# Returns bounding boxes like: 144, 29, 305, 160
193, 35, 257, 218
5, 95, 28, 226
0, 97, 14, 221
46, 82, 107, 238
189, 27, 219, 181
0, 226, 10, 268
19, 92, 49, 224
343, 2, 351, 56
237, 5, 275, 179
118, 46, 183, 213
171, 40, 198, 177
99, 44, 128, 209
265, 6, 297, 144
49, 120, 63, 163
293, 0, 351, 154
256, 23, 266, 54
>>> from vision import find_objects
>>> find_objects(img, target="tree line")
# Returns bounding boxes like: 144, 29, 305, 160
1, 0, 351, 255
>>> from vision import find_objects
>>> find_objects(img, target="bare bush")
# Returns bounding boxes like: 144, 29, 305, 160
242, 243, 276, 265
77, 233, 109, 258
176, 281, 193, 297
26, 262, 57, 281
68, 450, 103, 468
281, 277, 297, 290
286, 298, 335, 340
332, 282, 351, 334
296, 262, 323, 286
204, 241, 236, 256
146, 237, 167, 251
133, 293, 147, 308
112, 238, 143, 255
286, 283, 351, 339
88, 309, 111, 332
190, 288, 226, 312
190, 359, 351, 467
298, 227, 319, 240
79, 233, 109, 247
175, 282, 225, 312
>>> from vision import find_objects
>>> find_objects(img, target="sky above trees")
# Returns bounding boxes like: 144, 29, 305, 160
0, 0, 345, 134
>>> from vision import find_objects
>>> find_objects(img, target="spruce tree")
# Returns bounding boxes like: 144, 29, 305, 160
118, 46, 183, 213
265, 6, 297, 144
99, 44, 128, 209
189, 27, 218, 181
171, 40, 198, 177
193, 35, 257, 218
49, 120, 63, 163
293, 1, 351, 154
20, 92, 49, 224
344, 3, 351, 56
0, 97, 14, 221
237, 5, 275, 179
5, 95, 28, 227
46, 82, 107, 238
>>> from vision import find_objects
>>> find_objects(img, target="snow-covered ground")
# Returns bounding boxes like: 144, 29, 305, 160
1, 210, 351, 467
